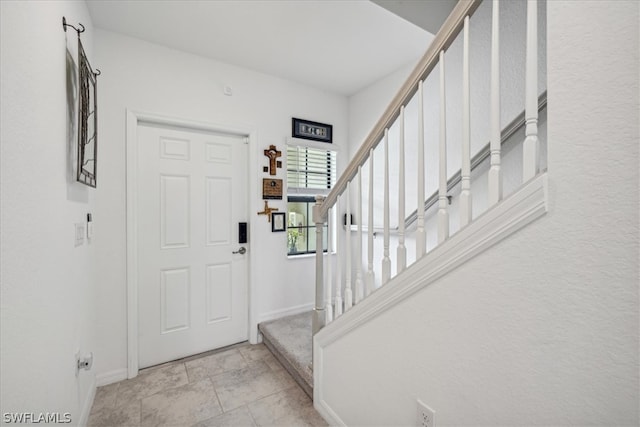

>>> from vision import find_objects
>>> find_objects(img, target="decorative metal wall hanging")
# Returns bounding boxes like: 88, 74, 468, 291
63, 17, 100, 188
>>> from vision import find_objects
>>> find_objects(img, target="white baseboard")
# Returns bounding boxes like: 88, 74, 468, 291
314, 400, 346, 426
78, 376, 96, 427
95, 369, 128, 387
257, 303, 314, 324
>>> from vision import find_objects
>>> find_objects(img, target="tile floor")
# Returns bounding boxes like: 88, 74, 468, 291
88, 343, 327, 427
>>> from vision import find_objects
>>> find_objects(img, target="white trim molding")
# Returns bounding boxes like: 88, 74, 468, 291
95, 369, 128, 387
125, 109, 259, 378
313, 173, 548, 418
258, 303, 315, 324
78, 376, 96, 427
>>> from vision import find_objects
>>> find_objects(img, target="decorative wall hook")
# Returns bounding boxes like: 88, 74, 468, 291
62, 17, 85, 35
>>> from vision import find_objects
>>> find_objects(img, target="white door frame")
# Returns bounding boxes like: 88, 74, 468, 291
125, 109, 259, 379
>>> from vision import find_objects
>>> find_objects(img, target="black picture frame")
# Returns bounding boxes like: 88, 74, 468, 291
292, 118, 332, 143
272, 212, 286, 232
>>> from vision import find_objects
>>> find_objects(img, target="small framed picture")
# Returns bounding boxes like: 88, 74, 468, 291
272, 212, 286, 232
292, 117, 332, 143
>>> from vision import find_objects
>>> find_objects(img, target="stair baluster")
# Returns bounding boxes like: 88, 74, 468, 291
344, 183, 353, 310
416, 80, 426, 257
438, 50, 450, 243
489, 0, 503, 205
460, 16, 472, 228
334, 194, 343, 318
382, 129, 391, 284
355, 167, 364, 303
366, 148, 375, 295
523, 0, 539, 182
397, 106, 407, 274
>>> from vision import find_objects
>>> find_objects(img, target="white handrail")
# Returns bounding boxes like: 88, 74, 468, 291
318, 0, 483, 219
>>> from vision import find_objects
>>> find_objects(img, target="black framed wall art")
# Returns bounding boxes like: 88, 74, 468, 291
292, 118, 332, 144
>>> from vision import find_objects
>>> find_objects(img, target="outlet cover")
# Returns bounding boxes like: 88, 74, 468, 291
417, 399, 435, 427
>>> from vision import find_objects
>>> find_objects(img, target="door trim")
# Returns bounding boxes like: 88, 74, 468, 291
125, 109, 258, 379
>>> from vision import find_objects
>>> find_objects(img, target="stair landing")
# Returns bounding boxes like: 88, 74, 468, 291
258, 311, 313, 398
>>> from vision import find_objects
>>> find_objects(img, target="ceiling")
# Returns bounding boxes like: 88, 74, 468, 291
86, 0, 438, 96
372, 0, 457, 35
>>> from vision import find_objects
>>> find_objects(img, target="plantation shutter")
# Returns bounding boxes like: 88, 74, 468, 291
287, 145, 337, 195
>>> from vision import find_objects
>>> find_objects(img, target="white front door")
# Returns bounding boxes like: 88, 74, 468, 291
137, 123, 249, 368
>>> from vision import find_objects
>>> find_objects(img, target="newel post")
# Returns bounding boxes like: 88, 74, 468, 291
312, 195, 327, 336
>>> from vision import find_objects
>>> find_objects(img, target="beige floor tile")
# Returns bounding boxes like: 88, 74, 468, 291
91, 382, 120, 413
185, 348, 248, 382
247, 386, 327, 427
211, 361, 296, 412
88, 399, 141, 427
116, 362, 189, 405
141, 379, 222, 427
262, 354, 287, 373
193, 405, 257, 427
238, 344, 272, 362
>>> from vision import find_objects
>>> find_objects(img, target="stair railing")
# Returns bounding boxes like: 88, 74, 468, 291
312, 0, 541, 335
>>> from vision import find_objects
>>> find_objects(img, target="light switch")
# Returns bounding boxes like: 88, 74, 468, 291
75, 223, 85, 247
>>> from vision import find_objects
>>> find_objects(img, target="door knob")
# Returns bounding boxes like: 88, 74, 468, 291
232, 247, 246, 255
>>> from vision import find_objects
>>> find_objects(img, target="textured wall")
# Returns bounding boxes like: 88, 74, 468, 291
319, 0, 639, 424
1, 1, 98, 422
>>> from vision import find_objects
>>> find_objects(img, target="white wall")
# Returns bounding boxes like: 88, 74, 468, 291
348, 62, 418, 158
92, 30, 349, 376
318, 0, 639, 424
1, 1, 98, 423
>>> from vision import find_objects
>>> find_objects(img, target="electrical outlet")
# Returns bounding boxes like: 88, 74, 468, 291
417, 399, 435, 427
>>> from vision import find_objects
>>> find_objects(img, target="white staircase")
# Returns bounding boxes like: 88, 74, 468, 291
311, 0, 548, 422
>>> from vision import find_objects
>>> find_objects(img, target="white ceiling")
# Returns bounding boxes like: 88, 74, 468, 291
372, 0, 457, 35
86, 0, 435, 96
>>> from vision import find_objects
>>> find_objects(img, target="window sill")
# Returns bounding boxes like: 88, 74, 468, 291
287, 251, 335, 260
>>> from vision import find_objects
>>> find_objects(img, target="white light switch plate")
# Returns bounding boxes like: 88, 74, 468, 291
75, 223, 85, 247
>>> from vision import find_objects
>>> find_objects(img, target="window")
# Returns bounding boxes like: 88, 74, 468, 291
286, 144, 336, 256
287, 196, 328, 255
286, 145, 336, 195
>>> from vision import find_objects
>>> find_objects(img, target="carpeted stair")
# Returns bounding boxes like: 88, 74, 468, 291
258, 311, 313, 398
